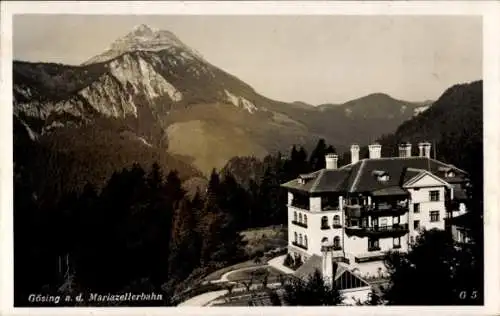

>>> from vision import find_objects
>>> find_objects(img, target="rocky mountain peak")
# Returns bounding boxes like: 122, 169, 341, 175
131, 24, 155, 36
82, 24, 203, 65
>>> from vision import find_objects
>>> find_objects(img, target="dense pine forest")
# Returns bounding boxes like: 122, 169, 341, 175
13, 131, 337, 306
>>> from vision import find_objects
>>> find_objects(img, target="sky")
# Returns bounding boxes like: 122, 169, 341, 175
13, 15, 482, 104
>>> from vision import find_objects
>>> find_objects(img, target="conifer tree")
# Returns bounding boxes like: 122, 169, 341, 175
309, 138, 327, 171
384, 229, 479, 305
168, 197, 199, 283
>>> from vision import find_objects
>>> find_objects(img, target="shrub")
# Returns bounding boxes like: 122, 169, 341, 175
283, 253, 294, 268
294, 255, 303, 269
268, 289, 282, 306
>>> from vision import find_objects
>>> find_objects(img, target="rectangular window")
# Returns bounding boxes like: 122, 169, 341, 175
393, 237, 401, 248
430, 211, 440, 222
414, 220, 420, 230
361, 218, 368, 228
368, 238, 380, 251
380, 218, 388, 227
429, 190, 440, 202
393, 216, 400, 225
414, 203, 420, 213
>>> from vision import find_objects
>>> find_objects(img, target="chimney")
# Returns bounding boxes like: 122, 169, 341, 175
368, 143, 382, 159
350, 144, 360, 164
418, 142, 431, 158
398, 143, 412, 158
325, 154, 338, 170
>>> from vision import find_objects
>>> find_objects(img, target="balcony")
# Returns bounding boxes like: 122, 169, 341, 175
344, 203, 409, 218
322, 205, 340, 212
290, 200, 310, 211
321, 245, 342, 252
345, 224, 409, 238
291, 241, 308, 250
361, 204, 408, 217
320, 225, 330, 230
368, 246, 381, 252
291, 220, 308, 228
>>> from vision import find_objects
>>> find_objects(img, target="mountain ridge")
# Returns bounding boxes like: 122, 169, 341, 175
14, 24, 440, 187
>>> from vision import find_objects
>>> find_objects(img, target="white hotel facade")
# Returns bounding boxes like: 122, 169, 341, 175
281, 142, 470, 279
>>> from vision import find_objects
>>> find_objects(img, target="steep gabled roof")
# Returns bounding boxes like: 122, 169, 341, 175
293, 256, 370, 290
402, 168, 452, 188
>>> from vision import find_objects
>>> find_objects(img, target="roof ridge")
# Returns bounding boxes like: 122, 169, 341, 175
350, 159, 366, 192
310, 169, 325, 192
365, 156, 426, 161
429, 157, 468, 174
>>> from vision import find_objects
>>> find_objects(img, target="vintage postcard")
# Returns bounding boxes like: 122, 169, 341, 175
1, 1, 499, 315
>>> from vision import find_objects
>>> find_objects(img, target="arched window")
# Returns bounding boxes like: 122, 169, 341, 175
304, 235, 308, 248
304, 214, 308, 226
321, 216, 329, 228
333, 215, 340, 227
321, 237, 328, 243
299, 213, 303, 223
294, 212, 297, 222
333, 236, 341, 248
294, 232, 298, 243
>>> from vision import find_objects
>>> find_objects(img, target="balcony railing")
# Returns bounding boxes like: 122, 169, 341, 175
345, 224, 409, 238
321, 245, 342, 252
291, 202, 310, 211
320, 225, 330, 230
344, 203, 409, 217
291, 242, 308, 250
362, 204, 408, 217
322, 205, 340, 212
368, 246, 381, 252
291, 220, 308, 228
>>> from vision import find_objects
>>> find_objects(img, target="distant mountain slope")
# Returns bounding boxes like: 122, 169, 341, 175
14, 115, 203, 198
377, 80, 482, 178
14, 24, 435, 183
265, 93, 430, 152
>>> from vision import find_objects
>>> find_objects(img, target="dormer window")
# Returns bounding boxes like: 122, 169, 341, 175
372, 170, 389, 182
378, 174, 390, 182
446, 171, 455, 178
298, 173, 315, 185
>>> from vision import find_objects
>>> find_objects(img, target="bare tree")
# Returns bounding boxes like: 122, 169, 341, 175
241, 275, 254, 292
225, 282, 235, 295
261, 271, 269, 289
